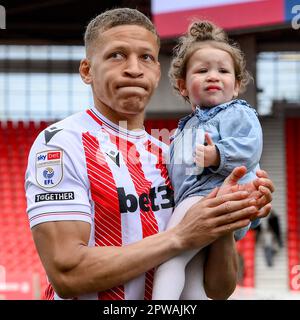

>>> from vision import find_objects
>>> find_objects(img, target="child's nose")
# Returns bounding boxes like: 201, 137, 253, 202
206, 71, 219, 81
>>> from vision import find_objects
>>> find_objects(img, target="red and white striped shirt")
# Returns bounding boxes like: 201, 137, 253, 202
25, 108, 174, 300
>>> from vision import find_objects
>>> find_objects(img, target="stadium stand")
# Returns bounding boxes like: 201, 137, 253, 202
236, 230, 256, 287
0, 120, 49, 299
286, 118, 300, 291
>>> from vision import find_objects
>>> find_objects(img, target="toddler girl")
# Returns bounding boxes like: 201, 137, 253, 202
152, 20, 262, 300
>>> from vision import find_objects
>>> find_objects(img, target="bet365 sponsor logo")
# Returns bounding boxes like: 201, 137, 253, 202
117, 186, 174, 213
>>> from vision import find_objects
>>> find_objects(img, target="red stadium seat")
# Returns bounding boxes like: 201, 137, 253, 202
236, 230, 256, 287
1, 120, 49, 300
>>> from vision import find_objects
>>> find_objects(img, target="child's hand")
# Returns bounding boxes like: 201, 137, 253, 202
195, 132, 220, 168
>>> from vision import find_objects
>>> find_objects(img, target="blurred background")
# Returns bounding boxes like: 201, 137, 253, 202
0, 0, 300, 299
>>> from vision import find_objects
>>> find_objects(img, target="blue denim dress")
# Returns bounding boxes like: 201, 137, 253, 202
167, 99, 263, 240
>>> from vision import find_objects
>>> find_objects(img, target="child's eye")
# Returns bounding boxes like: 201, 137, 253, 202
219, 68, 229, 73
198, 68, 207, 73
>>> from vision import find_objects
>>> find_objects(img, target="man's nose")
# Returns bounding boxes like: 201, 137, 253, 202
123, 56, 143, 78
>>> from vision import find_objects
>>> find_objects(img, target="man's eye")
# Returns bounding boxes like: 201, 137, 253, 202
142, 54, 155, 62
110, 52, 124, 60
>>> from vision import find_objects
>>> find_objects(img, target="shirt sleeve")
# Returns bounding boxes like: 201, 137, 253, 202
210, 106, 263, 177
25, 130, 92, 229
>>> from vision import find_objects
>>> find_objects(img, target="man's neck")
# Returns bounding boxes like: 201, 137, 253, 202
94, 104, 145, 132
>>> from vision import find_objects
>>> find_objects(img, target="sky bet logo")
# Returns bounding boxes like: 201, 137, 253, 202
38, 154, 47, 161
38, 151, 61, 162
117, 186, 174, 213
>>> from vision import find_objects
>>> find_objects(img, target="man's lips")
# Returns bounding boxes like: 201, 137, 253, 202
117, 83, 148, 90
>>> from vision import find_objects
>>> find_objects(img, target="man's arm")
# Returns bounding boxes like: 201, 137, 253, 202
32, 219, 181, 298
32, 190, 256, 299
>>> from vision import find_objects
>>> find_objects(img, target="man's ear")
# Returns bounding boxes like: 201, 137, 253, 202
177, 79, 188, 97
79, 58, 92, 84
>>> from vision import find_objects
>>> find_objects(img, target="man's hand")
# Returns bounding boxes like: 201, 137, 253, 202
175, 189, 258, 250
218, 166, 274, 220
195, 132, 220, 168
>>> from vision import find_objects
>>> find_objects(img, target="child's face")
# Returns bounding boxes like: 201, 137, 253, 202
178, 46, 240, 109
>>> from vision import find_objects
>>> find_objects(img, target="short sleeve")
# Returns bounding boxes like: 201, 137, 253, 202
25, 130, 92, 229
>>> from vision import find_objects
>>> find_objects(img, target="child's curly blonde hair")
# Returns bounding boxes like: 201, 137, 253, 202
169, 20, 252, 102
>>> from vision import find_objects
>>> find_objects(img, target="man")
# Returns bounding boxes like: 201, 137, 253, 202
25, 8, 274, 300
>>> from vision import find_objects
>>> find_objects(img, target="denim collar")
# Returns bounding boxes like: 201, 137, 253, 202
177, 99, 254, 130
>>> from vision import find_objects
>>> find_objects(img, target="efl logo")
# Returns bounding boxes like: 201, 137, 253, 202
0, 5, 5, 29
47, 151, 61, 160
292, 5, 300, 30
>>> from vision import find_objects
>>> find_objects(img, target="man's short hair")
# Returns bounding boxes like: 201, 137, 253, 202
84, 8, 160, 54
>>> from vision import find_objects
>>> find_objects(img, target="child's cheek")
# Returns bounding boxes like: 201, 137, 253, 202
190, 78, 202, 104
